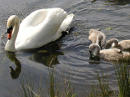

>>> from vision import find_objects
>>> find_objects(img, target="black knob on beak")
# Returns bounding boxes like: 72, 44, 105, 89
6, 26, 13, 34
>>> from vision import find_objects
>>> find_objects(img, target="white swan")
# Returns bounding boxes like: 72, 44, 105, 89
5, 8, 74, 52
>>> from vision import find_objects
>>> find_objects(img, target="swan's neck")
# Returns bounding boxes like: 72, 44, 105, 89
5, 23, 19, 52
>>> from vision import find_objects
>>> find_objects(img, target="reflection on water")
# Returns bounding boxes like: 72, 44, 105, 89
29, 42, 63, 67
0, 0, 130, 97
91, 0, 130, 5
6, 52, 21, 79
106, 0, 130, 5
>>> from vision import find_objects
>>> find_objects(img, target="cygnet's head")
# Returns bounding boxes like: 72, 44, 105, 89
105, 38, 118, 49
89, 43, 100, 60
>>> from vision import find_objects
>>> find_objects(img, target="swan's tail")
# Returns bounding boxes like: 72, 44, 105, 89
59, 13, 74, 34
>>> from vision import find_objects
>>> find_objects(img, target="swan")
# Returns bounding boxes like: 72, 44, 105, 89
88, 29, 106, 49
89, 43, 130, 62
105, 38, 130, 51
5, 8, 74, 52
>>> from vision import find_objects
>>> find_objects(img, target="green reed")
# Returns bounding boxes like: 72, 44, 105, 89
19, 63, 129, 97
19, 71, 76, 97
88, 63, 130, 97
20, 79, 42, 97
88, 74, 114, 97
115, 64, 130, 97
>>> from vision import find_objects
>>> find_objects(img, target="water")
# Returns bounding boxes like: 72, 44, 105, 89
0, 0, 130, 97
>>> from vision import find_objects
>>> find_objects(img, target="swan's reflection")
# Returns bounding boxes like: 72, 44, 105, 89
106, 0, 130, 5
6, 52, 21, 79
29, 42, 63, 67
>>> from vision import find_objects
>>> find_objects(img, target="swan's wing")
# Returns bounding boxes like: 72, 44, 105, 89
15, 8, 67, 50
20, 9, 49, 27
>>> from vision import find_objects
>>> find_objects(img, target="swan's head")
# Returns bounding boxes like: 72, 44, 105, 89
5, 15, 20, 52
105, 38, 118, 49
89, 43, 100, 60
6, 15, 19, 40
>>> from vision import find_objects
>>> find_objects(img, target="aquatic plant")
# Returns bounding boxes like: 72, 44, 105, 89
18, 63, 130, 97
88, 74, 114, 97
115, 64, 130, 97
19, 71, 76, 97
20, 79, 42, 97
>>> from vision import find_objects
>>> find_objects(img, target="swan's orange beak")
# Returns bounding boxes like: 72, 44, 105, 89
7, 33, 12, 40
6, 27, 13, 40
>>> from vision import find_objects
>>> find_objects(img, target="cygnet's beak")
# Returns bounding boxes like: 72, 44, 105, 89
89, 49, 100, 60
88, 40, 92, 45
89, 50, 95, 58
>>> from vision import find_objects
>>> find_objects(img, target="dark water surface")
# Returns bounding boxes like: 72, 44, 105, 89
0, 0, 130, 97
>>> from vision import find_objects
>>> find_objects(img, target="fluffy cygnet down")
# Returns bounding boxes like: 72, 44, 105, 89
89, 43, 130, 62
105, 38, 130, 51
88, 29, 106, 49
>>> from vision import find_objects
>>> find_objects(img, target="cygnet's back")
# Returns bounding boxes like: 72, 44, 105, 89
88, 29, 106, 49
105, 38, 130, 51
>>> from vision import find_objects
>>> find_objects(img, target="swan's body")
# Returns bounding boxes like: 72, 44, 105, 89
88, 29, 106, 49
89, 43, 130, 62
5, 8, 74, 52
